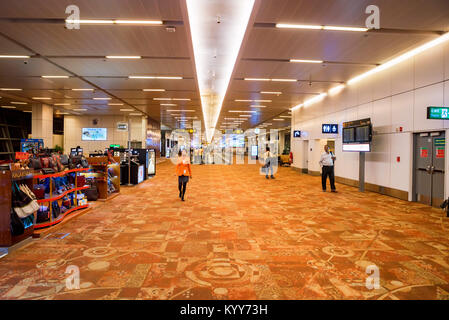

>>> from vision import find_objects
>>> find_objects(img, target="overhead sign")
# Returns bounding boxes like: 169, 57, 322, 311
117, 122, 128, 131
293, 130, 301, 138
322, 124, 338, 134
427, 107, 449, 119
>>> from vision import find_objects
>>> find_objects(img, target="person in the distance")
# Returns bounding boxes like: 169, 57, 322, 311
176, 149, 192, 201
319, 145, 337, 192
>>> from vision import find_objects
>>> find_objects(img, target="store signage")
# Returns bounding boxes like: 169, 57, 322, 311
110, 144, 120, 148
15, 152, 29, 160
20, 139, 44, 153
293, 130, 301, 138
436, 147, 445, 159
138, 165, 144, 184
117, 122, 128, 131
251, 145, 258, 157
427, 107, 449, 119
420, 148, 428, 158
435, 138, 445, 146
322, 124, 338, 134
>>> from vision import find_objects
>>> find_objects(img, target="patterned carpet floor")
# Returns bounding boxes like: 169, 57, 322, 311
1, 160, 449, 300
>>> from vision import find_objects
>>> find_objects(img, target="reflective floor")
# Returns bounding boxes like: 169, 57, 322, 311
1, 160, 448, 300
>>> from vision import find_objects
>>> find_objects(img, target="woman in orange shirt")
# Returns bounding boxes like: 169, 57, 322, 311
176, 149, 192, 201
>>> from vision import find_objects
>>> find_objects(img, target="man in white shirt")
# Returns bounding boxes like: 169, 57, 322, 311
319, 145, 337, 192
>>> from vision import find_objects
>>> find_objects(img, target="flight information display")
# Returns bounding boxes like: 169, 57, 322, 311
343, 128, 355, 143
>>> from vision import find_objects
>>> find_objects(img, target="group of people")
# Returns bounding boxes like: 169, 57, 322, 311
174, 144, 337, 202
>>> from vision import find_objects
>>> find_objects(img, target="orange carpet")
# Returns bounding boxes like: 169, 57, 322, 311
1, 160, 449, 300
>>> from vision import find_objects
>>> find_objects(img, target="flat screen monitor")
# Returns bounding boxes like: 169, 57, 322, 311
251, 145, 258, 157
82, 128, 107, 141
343, 128, 355, 143
356, 125, 371, 142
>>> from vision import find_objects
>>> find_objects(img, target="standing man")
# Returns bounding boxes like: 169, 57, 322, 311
319, 145, 337, 192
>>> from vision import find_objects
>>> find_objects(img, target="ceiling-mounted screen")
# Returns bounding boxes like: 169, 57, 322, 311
82, 128, 107, 141
342, 118, 372, 152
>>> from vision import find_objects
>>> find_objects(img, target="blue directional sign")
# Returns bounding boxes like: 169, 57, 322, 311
322, 124, 338, 134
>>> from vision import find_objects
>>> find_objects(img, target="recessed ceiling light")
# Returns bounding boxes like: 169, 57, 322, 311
273, 119, 284, 121
275, 23, 367, 32
0, 88, 22, 91
73, 108, 87, 111
120, 109, 134, 112
129, 76, 183, 79
93, 97, 111, 100
143, 89, 166, 92
0, 55, 30, 58
72, 88, 94, 91
54, 103, 70, 106
239, 115, 252, 117
56, 112, 69, 115
32, 97, 52, 100
250, 105, 266, 108
289, 59, 323, 64
41, 75, 69, 78
1, 106, 16, 109
106, 56, 141, 59
23, 110, 32, 113
108, 103, 124, 106
10, 101, 27, 105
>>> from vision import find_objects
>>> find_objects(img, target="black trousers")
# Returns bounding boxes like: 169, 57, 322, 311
178, 175, 189, 196
322, 166, 336, 191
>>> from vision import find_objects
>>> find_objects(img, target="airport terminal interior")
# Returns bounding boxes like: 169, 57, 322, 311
0, 0, 449, 300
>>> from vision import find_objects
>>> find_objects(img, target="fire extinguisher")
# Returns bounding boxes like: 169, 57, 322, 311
289, 152, 293, 164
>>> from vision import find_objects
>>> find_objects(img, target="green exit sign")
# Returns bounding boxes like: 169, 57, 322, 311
427, 106, 449, 119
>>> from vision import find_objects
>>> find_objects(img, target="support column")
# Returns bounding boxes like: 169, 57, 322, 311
32, 104, 53, 148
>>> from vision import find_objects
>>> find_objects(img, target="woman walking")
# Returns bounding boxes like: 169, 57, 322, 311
176, 149, 192, 201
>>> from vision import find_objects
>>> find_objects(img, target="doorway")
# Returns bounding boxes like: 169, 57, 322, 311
413, 131, 445, 207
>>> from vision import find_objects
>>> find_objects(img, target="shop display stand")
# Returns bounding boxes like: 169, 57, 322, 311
0, 169, 35, 247
32, 168, 90, 237
86, 156, 120, 201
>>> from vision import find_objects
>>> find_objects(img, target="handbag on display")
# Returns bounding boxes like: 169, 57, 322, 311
30, 157, 42, 170
10, 209, 25, 236
41, 168, 56, 175
85, 184, 98, 201
52, 201, 61, 219
12, 183, 38, 218
76, 175, 86, 187
33, 185, 45, 200
60, 154, 69, 166
62, 196, 71, 208
36, 206, 50, 223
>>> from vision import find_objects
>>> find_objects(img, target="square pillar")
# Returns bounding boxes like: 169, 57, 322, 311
32, 104, 53, 148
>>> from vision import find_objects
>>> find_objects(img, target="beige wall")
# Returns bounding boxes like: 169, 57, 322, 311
64, 115, 146, 154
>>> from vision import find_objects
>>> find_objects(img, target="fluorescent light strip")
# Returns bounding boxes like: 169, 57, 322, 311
10, 102, 27, 105
276, 23, 367, 32
166, 110, 195, 112
1, 106, 16, 109
106, 56, 141, 59
54, 103, 70, 106
32, 97, 51, 100
290, 59, 323, 64
235, 99, 271, 102
143, 89, 165, 92
0, 88, 22, 91
109, 103, 124, 106
250, 105, 266, 108
244, 78, 297, 82
261, 91, 282, 95
348, 31, 449, 85
72, 88, 94, 91
42, 75, 69, 79
23, 110, 32, 113
0, 55, 30, 58
329, 84, 345, 95
280, 116, 291, 118
120, 109, 134, 111
187, 0, 255, 142
161, 104, 177, 106
273, 119, 284, 121
129, 76, 182, 79
66, 19, 162, 25
93, 97, 111, 100
129, 113, 142, 116
229, 110, 257, 113
73, 108, 87, 111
